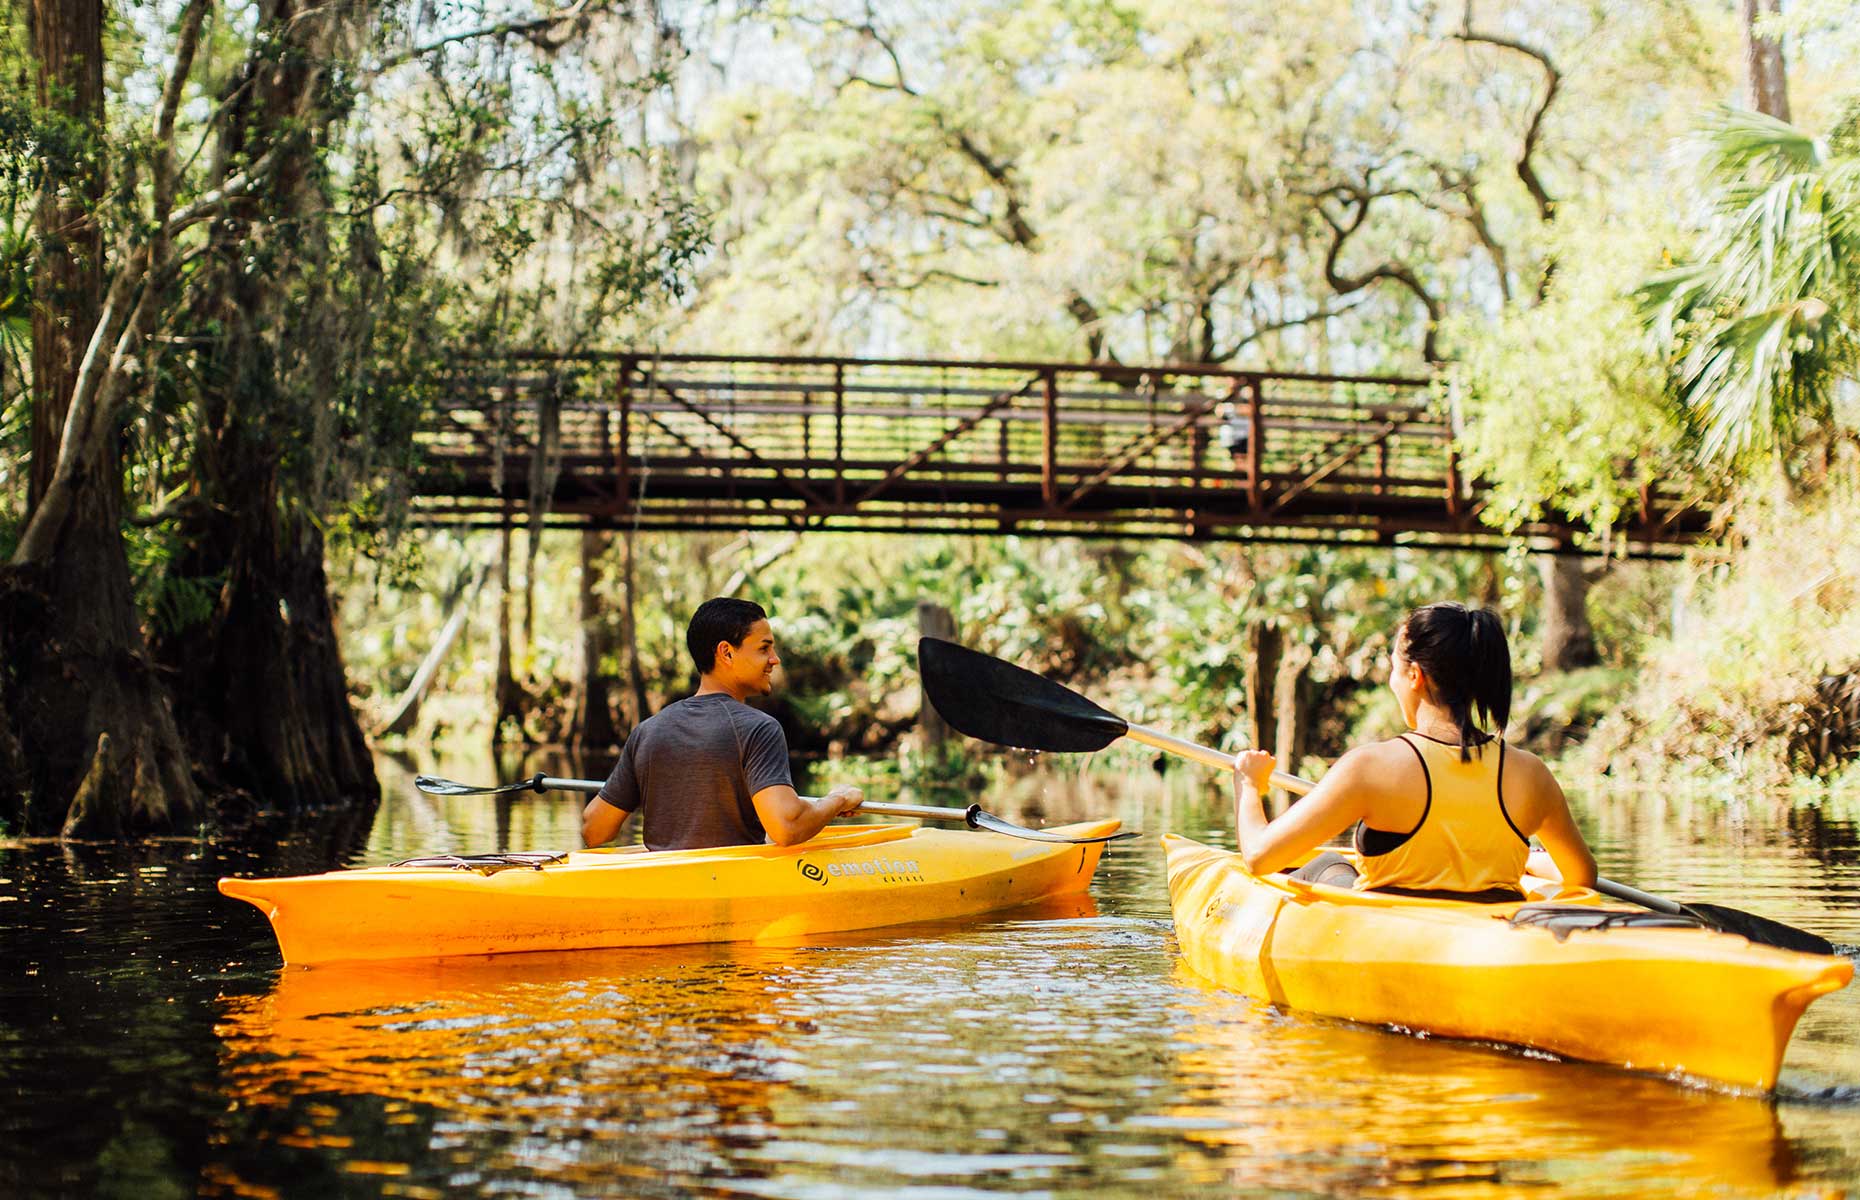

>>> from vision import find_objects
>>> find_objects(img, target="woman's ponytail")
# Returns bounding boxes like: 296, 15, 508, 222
1400, 603, 1514, 761
1465, 607, 1512, 745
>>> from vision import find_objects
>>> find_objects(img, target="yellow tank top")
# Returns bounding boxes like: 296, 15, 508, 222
1353, 733, 1530, 898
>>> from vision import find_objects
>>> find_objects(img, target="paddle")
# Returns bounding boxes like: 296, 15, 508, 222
918, 637, 1837, 957
412, 773, 1135, 845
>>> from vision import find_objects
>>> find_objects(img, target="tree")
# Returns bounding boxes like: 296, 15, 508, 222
683, 0, 1723, 377
1742, 0, 1791, 121
3, 0, 704, 834
0, 0, 202, 836
1640, 105, 1860, 477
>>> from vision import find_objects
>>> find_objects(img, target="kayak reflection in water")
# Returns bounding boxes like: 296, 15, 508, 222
1232, 603, 1598, 900
581, 596, 865, 851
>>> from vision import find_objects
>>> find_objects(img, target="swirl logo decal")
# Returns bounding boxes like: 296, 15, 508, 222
798, 861, 827, 885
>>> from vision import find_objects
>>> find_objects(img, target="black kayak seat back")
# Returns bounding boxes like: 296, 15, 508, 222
1508, 904, 1712, 942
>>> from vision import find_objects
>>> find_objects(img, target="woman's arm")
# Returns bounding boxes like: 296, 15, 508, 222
1234, 747, 1376, 875
1526, 764, 1597, 889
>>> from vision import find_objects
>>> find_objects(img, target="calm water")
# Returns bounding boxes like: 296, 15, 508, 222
3, 756, 1858, 1198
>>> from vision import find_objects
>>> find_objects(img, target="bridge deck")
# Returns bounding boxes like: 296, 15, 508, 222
412, 352, 1705, 555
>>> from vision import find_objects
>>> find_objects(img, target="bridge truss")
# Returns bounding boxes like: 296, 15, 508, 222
411, 352, 1707, 556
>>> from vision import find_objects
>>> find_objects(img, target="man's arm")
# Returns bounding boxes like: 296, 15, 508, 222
582, 796, 633, 847
585, 745, 639, 847
751, 784, 864, 846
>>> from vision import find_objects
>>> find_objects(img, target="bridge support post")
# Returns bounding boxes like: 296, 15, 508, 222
616, 354, 634, 515
1245, 376, 1264, 510
1041, 369, 1058, 507
834, 362, 846, 506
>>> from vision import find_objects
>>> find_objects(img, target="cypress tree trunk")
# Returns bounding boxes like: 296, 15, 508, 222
1272, 641, 1316, 805
621, 529, 650, 725
25, 0, 102, 511
1539, 555, 1599, 673
916, 600, 956, 748
494, 513, 526, 740
155, 485, 376, 811
0, 0, 201, 838
570, 529, 620, 750
148, 0, 376, 815
1244, 621, 1283, 765
1, 473, 202, 837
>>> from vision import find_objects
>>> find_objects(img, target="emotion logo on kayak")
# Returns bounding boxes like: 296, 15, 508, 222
798, 861, 827, 885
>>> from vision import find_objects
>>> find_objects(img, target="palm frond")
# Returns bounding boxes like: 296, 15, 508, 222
1693, 105, 1825, 185
1643, 108, 1860, 466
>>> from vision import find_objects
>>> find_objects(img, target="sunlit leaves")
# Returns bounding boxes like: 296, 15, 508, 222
1639, 105, 1860, 469
1449, 193, 1711, 544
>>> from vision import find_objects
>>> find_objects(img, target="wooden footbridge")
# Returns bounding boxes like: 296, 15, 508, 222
411, 352, 1706, 555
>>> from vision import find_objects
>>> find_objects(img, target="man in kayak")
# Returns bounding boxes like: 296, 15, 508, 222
581, 597, 864, 850
1231, 602, 1598, 899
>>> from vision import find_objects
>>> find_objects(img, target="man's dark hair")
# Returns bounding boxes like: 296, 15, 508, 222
686, 597, 768, 674
1399, 602, 1511, 761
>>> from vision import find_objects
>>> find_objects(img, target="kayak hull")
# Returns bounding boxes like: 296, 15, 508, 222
222, 820, 1117, 965
1164, 834, 1851, 1090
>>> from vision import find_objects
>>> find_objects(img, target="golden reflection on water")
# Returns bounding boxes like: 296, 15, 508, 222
194, 760, 1860, 1198
1162, 963, 1820, 1199
210, 897, 1104, 1197
213, 942, 839, 1196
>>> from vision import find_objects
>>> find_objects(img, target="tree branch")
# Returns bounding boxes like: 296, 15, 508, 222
368, 0, 594, 76
1316, 185, 1444, 362
1454, 15, 1561, 224
1207, 298, 1367, 364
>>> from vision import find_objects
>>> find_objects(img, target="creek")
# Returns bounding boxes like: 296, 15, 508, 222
2, 755, 1857, 1198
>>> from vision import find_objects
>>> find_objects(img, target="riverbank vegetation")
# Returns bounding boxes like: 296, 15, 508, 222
5, 0, 1860, 839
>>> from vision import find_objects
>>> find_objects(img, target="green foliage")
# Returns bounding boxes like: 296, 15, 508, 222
1448, 195, 1719, 543
684, 0, 1728, 370
1, 86, 37, 524
1576, 463, 1860, 787
1639, 105, 1860, 472
747, 533, 1530, 756
124, 525, 221, 637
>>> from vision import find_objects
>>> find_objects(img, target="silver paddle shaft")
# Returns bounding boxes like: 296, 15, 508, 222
1122, 723, 1313, 794
533, 776, 968, 823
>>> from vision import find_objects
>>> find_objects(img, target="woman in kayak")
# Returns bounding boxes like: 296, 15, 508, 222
1232, 602, 1598, 899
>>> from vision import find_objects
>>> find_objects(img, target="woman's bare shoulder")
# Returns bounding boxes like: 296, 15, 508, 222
1501, 740, 1563, 796
1324, 736, 1420, 792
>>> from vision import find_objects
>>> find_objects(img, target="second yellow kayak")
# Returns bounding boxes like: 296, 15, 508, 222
221, 819, 1118, 965
1164, 834, 1851, 1090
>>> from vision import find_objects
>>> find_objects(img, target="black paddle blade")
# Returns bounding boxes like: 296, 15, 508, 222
918, 638, 1128, 754
1681, 901, 1836, 957
414, 774, 546, 797
965, 807, 1139, 844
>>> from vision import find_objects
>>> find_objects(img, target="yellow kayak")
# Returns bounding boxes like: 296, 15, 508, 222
1164, 834, 1852, 1090
221, 819, 1118, 965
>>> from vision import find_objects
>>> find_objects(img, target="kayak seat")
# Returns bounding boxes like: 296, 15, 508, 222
1286, 852, 1524, 903
1509, 904, 1713, 942
1287, 850, 1360, 888
387, 851, 570, 875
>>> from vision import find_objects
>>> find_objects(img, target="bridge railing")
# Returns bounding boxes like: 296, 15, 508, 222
412, 351, 1698, 551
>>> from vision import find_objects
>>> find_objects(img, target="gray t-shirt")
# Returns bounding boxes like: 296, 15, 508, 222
596, 692, 794, 851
